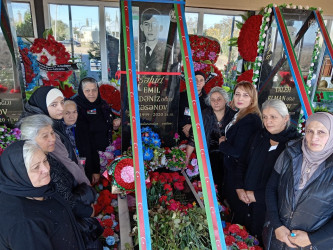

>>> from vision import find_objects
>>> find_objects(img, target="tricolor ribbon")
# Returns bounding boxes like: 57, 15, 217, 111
121, 1, 151, 249
273, 7, 313, 119
175, 3, 226, 250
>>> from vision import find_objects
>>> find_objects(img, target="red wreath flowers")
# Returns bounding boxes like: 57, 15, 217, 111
99, 84, 121, 113
113, 157, 135, 191
30, 34, 72, 86
238, 15, 263, 62
237, 69, 254, 83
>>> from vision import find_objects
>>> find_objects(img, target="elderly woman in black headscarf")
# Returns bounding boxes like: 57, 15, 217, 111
263, 112, 333, 249
0, 140, 85, 249
18, 86, 89, 185
178, 71, 208, 141
73, 77, 121, 184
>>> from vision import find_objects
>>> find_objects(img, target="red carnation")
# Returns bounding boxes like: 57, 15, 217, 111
238, 229, 249, 239
237, 69, 254, 83
228, 224, 241, 234
101, 178, 109, 187
102, 228, 114, 237
225, 235, 236, 246
104, 205, 114, 214
159, 195, 168, 204
163, 183, 173, 194
238, 15, 263, 62
101, 219, 113, 227
158, 175, 167, 184
236, 241, 248, 249
60, 85, 76, 98
173, 181, 184, 191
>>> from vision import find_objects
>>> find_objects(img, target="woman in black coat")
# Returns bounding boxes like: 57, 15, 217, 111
73, 77, 120, 184
178, 71, 208, 141
185, 86, 236, 195
218, 81, 262, 222
0, 141, 85, 250
263, 112, 333, 249
234, 99, 300, 243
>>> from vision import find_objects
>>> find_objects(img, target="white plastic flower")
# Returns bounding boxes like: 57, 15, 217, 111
265, 25, 268, 30
263, 33, 267, 38
298, 5, 303, 9
266, 17, 270, 22
292, 5, 297, 9
305, 5, 309, 10
268, 8, 272, 13
273, 4, 277, 7
258, 56, 263, 61
318, 7, 322, 11
286, 4, 290, 8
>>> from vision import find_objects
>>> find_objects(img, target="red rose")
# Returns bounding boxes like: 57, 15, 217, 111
102, 228, 114, 237
225, 235, 236, 246
228, 224, 241, 234
236, 241, 248, 249
146, 182, 152, 189
238, 229, 249, 239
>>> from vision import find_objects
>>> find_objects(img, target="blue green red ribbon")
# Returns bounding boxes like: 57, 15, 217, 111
273, 7, 313, 119
121, 1, 151, 249
175, 3, 226, 250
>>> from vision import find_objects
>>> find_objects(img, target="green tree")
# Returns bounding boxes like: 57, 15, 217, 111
15, 11, 34, 37
203, 17, 240, 56
51, 20, 70, 41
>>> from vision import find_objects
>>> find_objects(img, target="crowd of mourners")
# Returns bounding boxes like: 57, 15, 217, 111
0, 73, 332, 249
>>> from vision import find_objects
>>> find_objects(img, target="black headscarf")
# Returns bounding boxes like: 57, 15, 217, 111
0, 141, 55, 197
28, 86, 56, 116
74, 77, 103, 111
0, 141, 86, 249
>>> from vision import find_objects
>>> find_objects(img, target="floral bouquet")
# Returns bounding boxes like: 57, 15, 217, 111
124, 126, 167, 171
223, 223, 262, 250
146, 171, 190, 209
94, 177, 120, 249
165, 144, 187, 171
0, 125, 21, 156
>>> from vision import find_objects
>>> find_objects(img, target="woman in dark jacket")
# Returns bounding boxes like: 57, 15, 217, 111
264, 112, 333, 249
0, 140, 85, 250
73, 77, 120, 184
20, 114, 103, 249
185, 86, 236, 194
234, 99, 300, 243
178, 71, 208, 141
218, 81, 262, 222
18, 86, 89, 185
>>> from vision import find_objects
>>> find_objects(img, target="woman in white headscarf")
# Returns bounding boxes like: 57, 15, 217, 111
263, 112, 333, 249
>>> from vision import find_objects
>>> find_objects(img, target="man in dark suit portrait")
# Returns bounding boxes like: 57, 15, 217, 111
139, 8, 168, 72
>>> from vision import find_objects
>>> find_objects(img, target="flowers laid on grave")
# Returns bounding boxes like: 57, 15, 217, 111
94, 176, 120, 249
223, 223, 262, 249
0, 125, 21, 156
